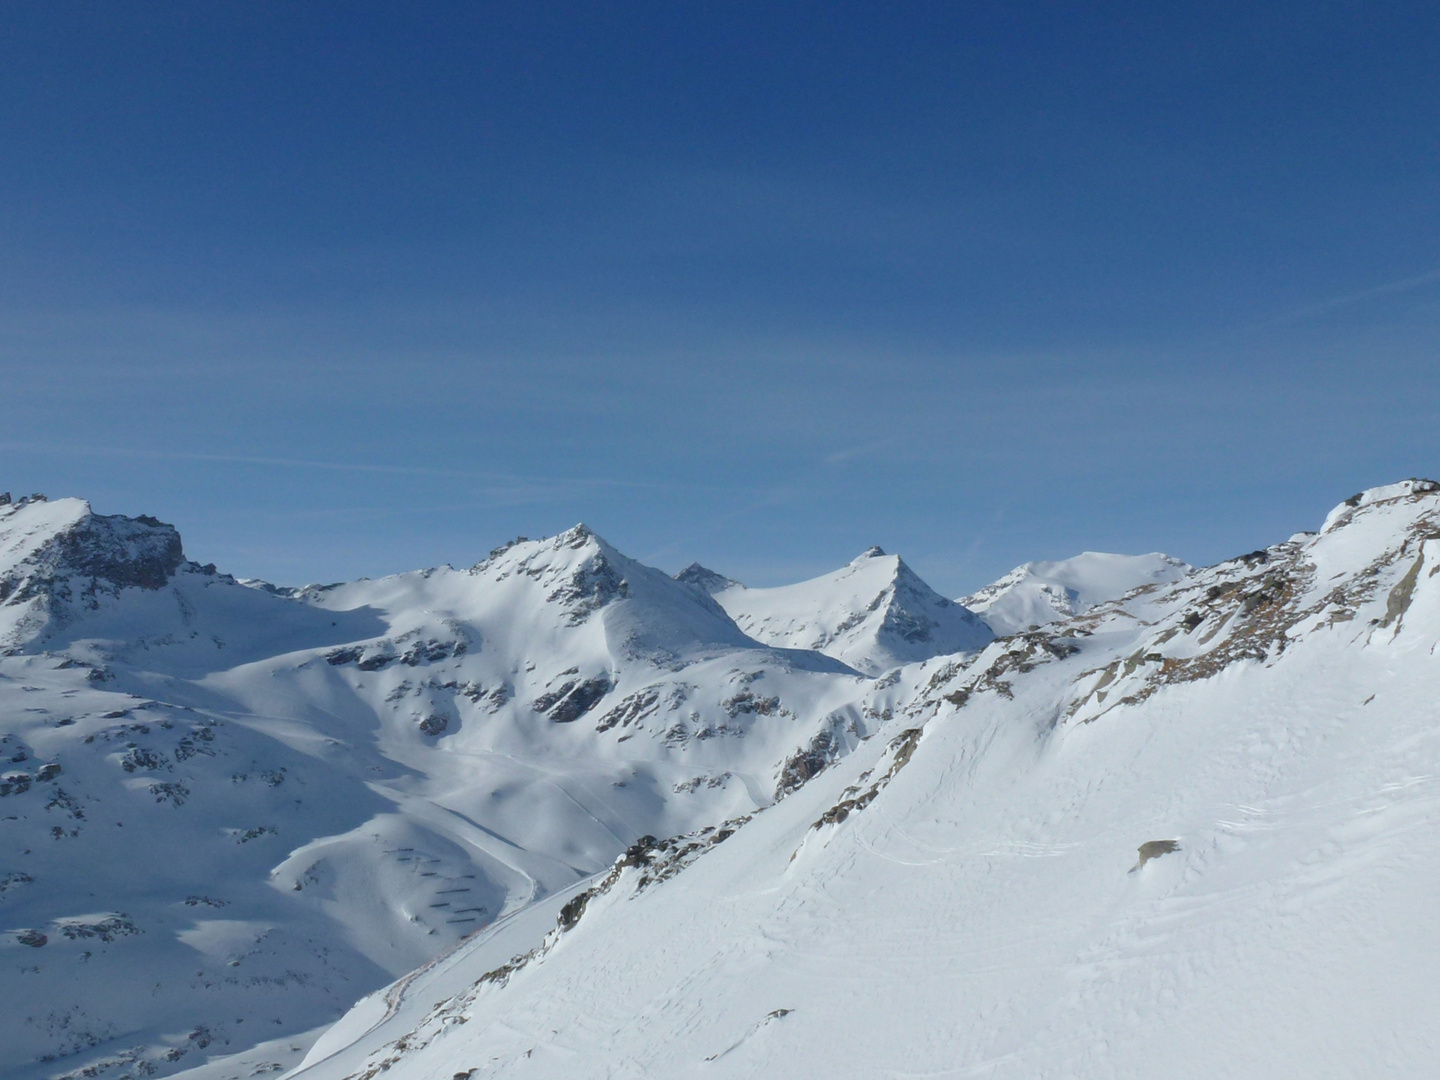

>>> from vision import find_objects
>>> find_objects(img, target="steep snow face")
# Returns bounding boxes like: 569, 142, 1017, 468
0, 516, 881, 1080
711, 548, 993, 675
962, 550, 1191, 635
287, 480, 1440, 1080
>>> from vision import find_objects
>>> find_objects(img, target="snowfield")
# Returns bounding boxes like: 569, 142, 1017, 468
4, 482, 1440, 1079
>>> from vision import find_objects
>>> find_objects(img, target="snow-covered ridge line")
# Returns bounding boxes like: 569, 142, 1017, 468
960, 550, 1191, 636
8, 478, 1438, 1080
272, 477, 1440, 1080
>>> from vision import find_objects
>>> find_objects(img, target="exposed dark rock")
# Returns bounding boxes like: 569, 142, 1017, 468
813, 728, 923, 830
674, 564, 738, 594
0, 505, 185, 616
722, 690, 781, 718
533, 675, 614, 723
57, 913, 140, 942
1, 771, 32, 796
401, 639, 467, 666
595, 687, 661, 732
546, 549, 628, 624
776, 728, 838, 800
1131, 839, 1181, 871
149, 781, 190, 806
0, 871, 34, 895
619, 835, 659, 868
120, 746, 168, 773
557, 890, 592, 931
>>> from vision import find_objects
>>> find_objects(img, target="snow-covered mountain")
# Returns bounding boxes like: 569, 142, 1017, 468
12, 481, 1440, 1080
962, 549, 1191, 635
1, 499, 898, 1080
264, 478, 1440, 1080
694, 547, 993, 675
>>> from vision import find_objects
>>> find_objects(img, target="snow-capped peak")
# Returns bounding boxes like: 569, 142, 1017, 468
711, 549, 992, 675
962, 551, 1191, 636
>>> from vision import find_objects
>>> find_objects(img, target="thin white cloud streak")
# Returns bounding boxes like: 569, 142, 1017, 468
0, 440, 663, 492
1265, 267, 1440, 326
824, 438, 896, 465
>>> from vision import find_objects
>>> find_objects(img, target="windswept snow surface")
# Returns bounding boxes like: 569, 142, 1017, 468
706, 547, 993, 675
283, 479, 1440, 1080
963, 550, 1191, 635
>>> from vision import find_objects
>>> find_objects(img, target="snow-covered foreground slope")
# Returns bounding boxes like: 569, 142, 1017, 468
963, 550, 1190, 635
3, 497, 954, 1080
690, 547, 993, 675
286, 480, 1440, 1080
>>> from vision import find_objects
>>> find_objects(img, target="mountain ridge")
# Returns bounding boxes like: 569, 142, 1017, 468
7, 481, 1436, 1080
261, 478, 1440, 1080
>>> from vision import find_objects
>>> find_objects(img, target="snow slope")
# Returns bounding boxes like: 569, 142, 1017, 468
701, 547, 993, 675
962, 549, 1191, 635
284, 479, 1440, 1080
1, 503, 886, 1080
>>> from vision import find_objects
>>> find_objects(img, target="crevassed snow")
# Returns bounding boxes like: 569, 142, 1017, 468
279, 479, 1440, 1080
962, 549, 1191, 635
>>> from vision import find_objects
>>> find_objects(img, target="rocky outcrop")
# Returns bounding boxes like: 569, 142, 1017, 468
0, 497, 187, 647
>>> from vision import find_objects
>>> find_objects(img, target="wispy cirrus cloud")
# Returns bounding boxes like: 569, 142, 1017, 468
0, 440, 660, 497
1265, 267, 1440, 326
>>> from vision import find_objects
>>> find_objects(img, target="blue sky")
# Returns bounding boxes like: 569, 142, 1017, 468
3, 2, 1439, 594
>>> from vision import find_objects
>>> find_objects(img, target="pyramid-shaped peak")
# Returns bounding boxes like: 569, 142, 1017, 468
711, 547, 990, 674
674, 563, 740, 594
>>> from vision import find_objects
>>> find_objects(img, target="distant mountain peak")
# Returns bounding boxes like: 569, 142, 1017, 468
962, 551, 1191, 636
674, 563, 740, 595
712, 549, 991, 675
